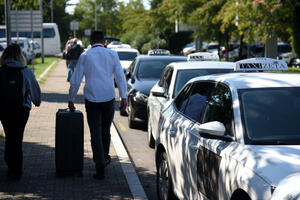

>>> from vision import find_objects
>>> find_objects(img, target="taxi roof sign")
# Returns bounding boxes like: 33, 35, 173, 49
187, 52, 219, 61
235, 57, 288, 71
148, 49, 170, 56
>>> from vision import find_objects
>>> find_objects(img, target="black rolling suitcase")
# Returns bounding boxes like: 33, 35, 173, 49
55, 109, 84, 176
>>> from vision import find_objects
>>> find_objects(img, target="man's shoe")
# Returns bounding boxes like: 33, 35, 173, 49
93, 167, 105, 180
105, 155, 111, 166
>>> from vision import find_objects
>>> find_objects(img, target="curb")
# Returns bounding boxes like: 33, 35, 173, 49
111, 123, 148, 200
37, 60, 59, 81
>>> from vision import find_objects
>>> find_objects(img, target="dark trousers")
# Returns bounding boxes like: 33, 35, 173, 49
85, 99, 115, 169
1, 109, 30, 174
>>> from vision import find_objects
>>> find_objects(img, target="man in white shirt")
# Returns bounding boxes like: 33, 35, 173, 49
68, 31, 127, 180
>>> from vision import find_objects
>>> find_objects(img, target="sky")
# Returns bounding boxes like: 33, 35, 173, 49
66, 0, 150, 14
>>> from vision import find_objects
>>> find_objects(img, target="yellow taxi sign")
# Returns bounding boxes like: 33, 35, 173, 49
187, 52, 219, 61
235, 57, 288, 71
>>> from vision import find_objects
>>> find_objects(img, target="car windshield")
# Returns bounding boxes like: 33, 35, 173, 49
184, 42, 195, 48
173, 68, 233, 98
278, 44, 292, 54
239, 87, 300, 145
137, 58, 185, 79
12, 40, 24, 48
117, 52, 138, 61
208, 45, 218, 50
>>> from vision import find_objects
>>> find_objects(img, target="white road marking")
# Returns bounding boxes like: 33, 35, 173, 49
111, 123, 148, 200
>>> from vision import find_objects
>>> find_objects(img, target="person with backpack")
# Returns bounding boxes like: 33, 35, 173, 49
66, 38, 84, 82
0, 44, 41, 180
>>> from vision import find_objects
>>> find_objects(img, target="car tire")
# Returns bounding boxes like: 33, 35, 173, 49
128, 104, 137, 128
157, 152, 177, 200
147, 116, 155, 148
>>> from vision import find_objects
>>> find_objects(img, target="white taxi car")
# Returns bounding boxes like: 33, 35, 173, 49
147, 52, 233, 148
156, 58, 300, 200
112, 47, 140, 73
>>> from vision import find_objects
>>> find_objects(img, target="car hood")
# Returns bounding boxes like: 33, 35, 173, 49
120, 61, 132, 70
229, 145, 300, 186
134, 79, 158, 96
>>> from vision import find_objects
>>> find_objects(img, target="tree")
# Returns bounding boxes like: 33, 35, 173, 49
73, 0, 121, 38
0, 0, 70, 47
188, 0, 228, 53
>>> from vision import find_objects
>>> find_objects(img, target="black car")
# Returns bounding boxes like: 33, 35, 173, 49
126, 55, 187, 128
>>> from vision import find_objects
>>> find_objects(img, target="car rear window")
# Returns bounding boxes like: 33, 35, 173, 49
137, 58, 186, 79
117, 52, 138, 61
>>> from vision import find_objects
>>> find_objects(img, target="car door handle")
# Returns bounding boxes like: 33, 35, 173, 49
189, 143, 199, 150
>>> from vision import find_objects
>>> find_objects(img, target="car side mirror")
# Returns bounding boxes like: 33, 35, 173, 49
126, 71, 131, 79
151, 86, 167, 98
195, 121, 226, 137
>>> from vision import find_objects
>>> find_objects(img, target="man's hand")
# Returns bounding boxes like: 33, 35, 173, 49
119, 98, 127, 112
68, 101, 76, 111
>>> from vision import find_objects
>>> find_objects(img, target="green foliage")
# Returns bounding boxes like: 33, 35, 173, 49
121, 32, 136, 45
131, 33, 151, 52
1, 0, 299, 57
0, 0, 71, 49
141, 38, 167, 54
81, 37, 90, 48
28, 56, 59, 78
73, 0, 121, 38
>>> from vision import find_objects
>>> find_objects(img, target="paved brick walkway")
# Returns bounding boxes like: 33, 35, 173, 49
0, 60, 133, 199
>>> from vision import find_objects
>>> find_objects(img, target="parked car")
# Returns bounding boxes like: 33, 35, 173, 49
155, 58, 300, 200
182, 42, 196, 56
107, 41, 131, 49
112, 47, 140, 73
291, 57, 300, 68
126, 55, 187, 128
30, 40, 41, 57
147, 54, 234, 147
207, 42, 219, 55
0, 37, 33, 64
277, 42, 297, 65
0, 42, 6, 57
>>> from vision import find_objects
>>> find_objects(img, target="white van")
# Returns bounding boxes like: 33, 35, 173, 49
0, 23, 61, 56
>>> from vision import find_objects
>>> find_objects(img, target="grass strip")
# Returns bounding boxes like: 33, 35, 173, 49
28, 57, 60, 78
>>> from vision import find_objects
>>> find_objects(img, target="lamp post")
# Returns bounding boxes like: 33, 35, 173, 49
94, 0, 97, 30
5, 0, 11, 45
51, 0, 53, 22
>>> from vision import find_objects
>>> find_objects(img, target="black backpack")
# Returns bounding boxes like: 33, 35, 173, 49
66, 44, 83, 60
0, 66, 26, 113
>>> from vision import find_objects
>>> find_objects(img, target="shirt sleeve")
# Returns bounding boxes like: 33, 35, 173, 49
69, 53, 85, 102
28, 69, 41, 107
113, 51, 127, 99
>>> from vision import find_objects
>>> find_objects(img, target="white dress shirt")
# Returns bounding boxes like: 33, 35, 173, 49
69, 43, 127, 103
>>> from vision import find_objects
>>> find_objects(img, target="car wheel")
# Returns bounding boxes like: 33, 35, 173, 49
128, 104, 137, 128
147, 116, 155, 148
157, 152, 177, 200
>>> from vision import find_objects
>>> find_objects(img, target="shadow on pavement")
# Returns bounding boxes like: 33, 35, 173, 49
0, 136, 132, 199
0, 92, 133, 199
41, 92, 85, 104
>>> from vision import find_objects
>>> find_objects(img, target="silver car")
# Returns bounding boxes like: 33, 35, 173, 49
147, 60, 235, 148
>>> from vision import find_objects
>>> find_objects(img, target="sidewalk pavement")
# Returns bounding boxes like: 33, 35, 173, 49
0, 60, 133, 199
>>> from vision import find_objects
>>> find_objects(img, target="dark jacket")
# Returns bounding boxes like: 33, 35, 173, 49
2, 59, 41, 109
